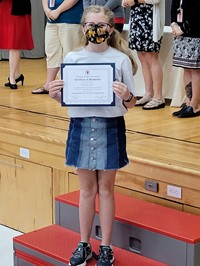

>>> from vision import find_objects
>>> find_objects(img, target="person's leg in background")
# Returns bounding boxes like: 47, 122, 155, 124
176, 68, 200, 117
184, 68, 192, 104
60, 23, 82, 62
32, 23, 61, 94
189, 69, 200, 112
136, 51, 154, 104
32, 23, 82, 94
137, 51, 165, 110
4, 50, 23, 89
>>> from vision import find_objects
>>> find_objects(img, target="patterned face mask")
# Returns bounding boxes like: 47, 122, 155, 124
85, 23, 110, 44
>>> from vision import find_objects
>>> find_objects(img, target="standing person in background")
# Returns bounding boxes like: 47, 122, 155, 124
0, 0, 34, 90
49, 6, 137, 266
171, 0, 200, 118
83, 0, 125, 33
32, 0, 83, 94
122, 0, 165, 110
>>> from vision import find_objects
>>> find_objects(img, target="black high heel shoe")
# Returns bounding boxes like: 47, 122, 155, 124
4, 82, 17, 90
15, 74, 24, 86
5, 74, 24, 87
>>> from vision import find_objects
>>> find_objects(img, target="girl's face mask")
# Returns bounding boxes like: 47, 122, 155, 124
84, 22, 111, 44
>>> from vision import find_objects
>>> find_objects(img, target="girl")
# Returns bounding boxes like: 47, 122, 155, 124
49, 5, 136, 266
83, 0, 125, 33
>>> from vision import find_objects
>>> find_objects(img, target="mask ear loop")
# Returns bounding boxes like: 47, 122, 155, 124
107, 28, 115, 45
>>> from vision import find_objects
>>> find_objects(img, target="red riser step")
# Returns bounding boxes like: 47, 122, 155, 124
13, 224, 166, 266
55, 191, 200, 266
56, 191, 200, 244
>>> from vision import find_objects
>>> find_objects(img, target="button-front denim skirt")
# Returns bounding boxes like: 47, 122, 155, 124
66, 117, 129, 170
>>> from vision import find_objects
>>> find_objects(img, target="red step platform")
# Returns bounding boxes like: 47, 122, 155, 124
13, 224, 166, 266
56, 191, 200, 244
55, 191, 200, 266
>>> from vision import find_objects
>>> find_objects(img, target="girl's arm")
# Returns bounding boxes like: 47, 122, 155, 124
113, 81, 136, 109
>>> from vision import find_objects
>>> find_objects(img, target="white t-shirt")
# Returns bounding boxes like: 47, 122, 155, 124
64, 46, 135, 118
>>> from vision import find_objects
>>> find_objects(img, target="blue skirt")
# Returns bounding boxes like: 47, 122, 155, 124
66, 117, 129, 170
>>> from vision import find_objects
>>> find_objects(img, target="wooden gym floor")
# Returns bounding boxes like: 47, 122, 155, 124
0, 58, 200, 143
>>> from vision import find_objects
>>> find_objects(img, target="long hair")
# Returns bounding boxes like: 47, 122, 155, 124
80, 5, 137, 75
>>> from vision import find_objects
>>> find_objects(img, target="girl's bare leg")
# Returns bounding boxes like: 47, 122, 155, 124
77, 169, 98, 243
97, 170, 116, 245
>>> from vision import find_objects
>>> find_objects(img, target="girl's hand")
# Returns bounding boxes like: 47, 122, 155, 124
113, 81, 130, 100
49, 80, 63, 102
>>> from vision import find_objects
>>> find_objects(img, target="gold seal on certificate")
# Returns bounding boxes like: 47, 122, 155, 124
61, 63, 115, 106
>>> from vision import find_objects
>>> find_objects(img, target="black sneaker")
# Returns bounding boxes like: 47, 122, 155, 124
69, 242, 93, 266
96, 245, 114, 266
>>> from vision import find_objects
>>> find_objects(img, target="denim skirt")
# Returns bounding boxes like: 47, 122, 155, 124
66, 117, 129, 170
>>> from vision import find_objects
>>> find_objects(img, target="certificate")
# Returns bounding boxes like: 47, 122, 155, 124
61, 63, 115, 106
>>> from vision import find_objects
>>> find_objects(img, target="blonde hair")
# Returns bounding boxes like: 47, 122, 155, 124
80, 5, 137, 75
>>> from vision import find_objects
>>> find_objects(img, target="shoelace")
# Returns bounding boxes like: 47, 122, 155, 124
73, 245, 84, 258
99, 247, 112, 262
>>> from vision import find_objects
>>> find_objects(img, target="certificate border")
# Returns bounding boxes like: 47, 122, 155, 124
61, 63, 115, 107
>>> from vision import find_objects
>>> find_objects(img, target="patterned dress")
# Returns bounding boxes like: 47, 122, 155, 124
173, 37, 200, 68
171, 0, 200, 68
129, 4, 161, 52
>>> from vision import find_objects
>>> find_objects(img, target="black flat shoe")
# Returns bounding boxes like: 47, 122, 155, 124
172, 105, 187, 116
4, 82, 17, 90
177, 106, 200, 118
